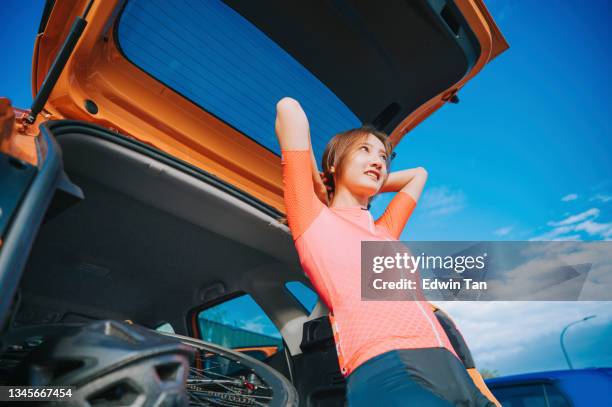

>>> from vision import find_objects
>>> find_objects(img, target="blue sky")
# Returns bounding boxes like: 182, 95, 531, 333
2, 0, 610, 377
371, 0, 612, 244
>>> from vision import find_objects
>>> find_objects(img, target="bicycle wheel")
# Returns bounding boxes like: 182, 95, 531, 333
156, 332, 298, 407
0, 323, 298, 407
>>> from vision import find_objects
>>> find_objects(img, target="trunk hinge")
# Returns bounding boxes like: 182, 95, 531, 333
442, 89, 460, 104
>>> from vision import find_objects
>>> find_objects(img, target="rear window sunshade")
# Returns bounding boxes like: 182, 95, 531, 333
116, 0, 360, 159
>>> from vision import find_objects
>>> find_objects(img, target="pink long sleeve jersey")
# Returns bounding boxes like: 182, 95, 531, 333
281, 149, 458, 376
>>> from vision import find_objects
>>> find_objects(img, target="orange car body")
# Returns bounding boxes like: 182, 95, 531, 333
2, 0, 508, 214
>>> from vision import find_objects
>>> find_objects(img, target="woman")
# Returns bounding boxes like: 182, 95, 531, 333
275, 97, 495, 406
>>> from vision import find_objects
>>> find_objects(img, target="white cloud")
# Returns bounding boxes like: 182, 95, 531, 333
494, 226, 514, 236
549, 234, 582, 241
530, 206, 612, 241
241, 315, 268, 335
240, 315, 282, 338
561, 194, 578, 202
590, 194, 612, 203
484, 241, 612, 301
574, 219, 612, 239
434, 301, 612, 368
547, 208, 599, 227
530, 225, 574, 241
243, 321, 266, 334
420, 186, 466, 217
531, 222, 612, 241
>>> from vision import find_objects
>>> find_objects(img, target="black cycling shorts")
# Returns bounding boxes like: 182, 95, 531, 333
346, 348, 494, 407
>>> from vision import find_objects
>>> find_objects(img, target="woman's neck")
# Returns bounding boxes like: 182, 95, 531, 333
330, 187, 369, 209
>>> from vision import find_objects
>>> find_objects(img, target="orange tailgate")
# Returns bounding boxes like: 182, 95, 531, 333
30, 0, 508, 213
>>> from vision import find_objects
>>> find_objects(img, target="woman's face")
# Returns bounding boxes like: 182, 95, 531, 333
336, 134, 388, 198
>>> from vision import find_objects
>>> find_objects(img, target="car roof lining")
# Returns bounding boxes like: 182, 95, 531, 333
20, 128, 325, 355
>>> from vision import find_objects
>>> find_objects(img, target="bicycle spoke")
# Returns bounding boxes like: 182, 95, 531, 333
182, 351, 270, 406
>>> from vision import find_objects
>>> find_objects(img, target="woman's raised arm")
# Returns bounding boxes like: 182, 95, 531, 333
380, 167, 428, 203
275, 98, 325, 239
375, 167, 428, 239
275, 97, 310, 151
275, 98, 329, 204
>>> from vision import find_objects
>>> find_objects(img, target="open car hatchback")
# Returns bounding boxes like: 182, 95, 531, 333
0, 0, 507, 405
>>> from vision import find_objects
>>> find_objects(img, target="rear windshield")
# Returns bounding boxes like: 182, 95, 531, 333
117, 0, 360, 158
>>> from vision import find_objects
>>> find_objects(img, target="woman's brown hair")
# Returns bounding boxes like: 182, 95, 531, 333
321, 125, 394, 203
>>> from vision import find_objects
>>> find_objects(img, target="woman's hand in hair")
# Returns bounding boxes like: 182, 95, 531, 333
315, 171, 332, 205
380, 167, 428, 203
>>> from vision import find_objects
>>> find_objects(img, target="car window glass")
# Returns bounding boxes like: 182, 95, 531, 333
155, 322, 175, 333
492, 384, 548, 407
285, 281, 318, 314
543, 384, 571, 407
198, 294, 283, 357
117, 0, 360, 160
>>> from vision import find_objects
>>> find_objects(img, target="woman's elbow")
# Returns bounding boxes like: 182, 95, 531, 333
276, 97, 301, 113
275, 97, 306, 126
275, 97, 309, 150
416, 167, 428, 179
